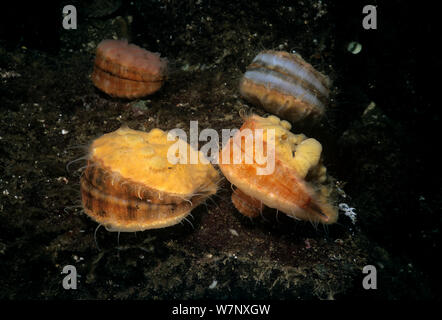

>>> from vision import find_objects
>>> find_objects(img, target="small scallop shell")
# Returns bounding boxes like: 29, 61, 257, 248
92, 39, 168, 99
231, 188, 263, 218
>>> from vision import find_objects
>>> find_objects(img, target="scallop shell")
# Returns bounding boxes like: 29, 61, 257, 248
91, 39, 168, 99
239, 51, 331, 123
219, 114, 338, 224
80, 126, 218, 232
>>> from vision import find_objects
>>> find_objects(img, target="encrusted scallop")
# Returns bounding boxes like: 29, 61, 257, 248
80, 126, 219, 232
219, 114, 338, 224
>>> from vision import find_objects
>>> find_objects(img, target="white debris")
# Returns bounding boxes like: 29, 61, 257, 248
229, 228, 239, 236
61, 129, 69, 135
0, 68, 21, 79
208, 280, 218, 289
339, 203, 357, 224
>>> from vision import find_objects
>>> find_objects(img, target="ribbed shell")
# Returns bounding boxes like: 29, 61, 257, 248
80, 127, 218, 232
91, 39, 167, 99
239, 50, 331, 123
80, 160, 205, 232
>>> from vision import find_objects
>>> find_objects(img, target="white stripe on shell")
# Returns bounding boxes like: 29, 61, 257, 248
244, 69, 324, 109
253, 52, 328, 96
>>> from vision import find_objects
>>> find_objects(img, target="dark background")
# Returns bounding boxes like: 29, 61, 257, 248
0, 0, 439, 300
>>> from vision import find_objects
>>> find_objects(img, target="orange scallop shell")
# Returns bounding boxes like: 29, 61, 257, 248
219, 114, 338, 224
91, 39, 167, 99
80, 162, 206, 231
231, 188, 263, 218
80, 127, 218, 232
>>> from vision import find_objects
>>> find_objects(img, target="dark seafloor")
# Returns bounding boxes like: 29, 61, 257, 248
0, 0, 439, 300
